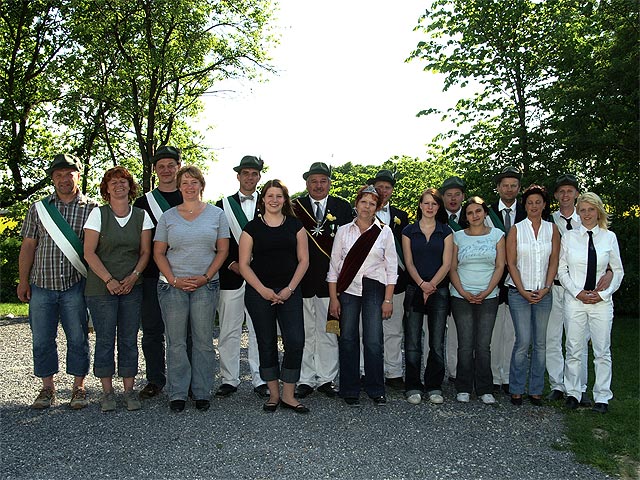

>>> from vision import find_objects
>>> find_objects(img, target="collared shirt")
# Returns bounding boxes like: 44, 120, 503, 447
552, 208, 580, 237
498, 199, 517, 227
446, 208, 462, 224
238, 190, 257, 220
309, 195, 328, 221
327, 218, 398, 297
21, 191, 99, 291
377, 203, 391, 225
558, 225, 624, 301
402, 221, 452, 286
506, 218, 554, 290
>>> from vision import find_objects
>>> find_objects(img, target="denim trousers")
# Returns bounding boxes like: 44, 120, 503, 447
29, 280, 90, 378
140, 277, 166, 388
508, 288, 552, 396
245, 284, 304, 384
338, 277, 385, 399
403, 286, 449, 396
451, 296, 498, 395
158, 280, 219, 401
86, 285, 142, 379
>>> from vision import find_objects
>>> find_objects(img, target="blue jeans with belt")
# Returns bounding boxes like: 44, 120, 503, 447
403, 285, 449, 396
29, 280, 90, 378
508, 288, 553, 396
158, 280, 219, 401
338, 277, 386, 399
245, 284, 304, 383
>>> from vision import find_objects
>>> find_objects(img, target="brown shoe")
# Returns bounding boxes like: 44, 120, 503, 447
32, 387, 55, 409
69, 386, 88, 410
138, 383, 163, 400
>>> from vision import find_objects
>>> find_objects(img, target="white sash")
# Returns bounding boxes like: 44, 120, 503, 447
35, 201, 88, 277
145, 191, 165, 223
222, 197, 244, 244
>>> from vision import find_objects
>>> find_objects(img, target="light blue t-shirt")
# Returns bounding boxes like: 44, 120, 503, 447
154, 204, 230, 280
450, 227, 504, 298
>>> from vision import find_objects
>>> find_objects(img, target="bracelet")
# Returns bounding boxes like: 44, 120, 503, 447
287, 286, 294, 292
133, 270, 141, 277
543, 285, 552, 290
419, 280, 425, 287
173, 277, 178, 287
384, 299, 393, 304
203, 273, 210, 282
105, 277, 115, 284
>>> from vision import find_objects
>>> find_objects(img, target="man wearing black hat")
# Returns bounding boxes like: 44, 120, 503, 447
369, 169, 409, 390
293, 162, 353, 398
546, 174, 611, 404
133, 146, 183, 399
17, 154, 99, 409
214, 156, 268, 398
486, 166, 526, 393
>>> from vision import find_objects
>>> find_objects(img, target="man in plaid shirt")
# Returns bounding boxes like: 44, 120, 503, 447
17, 154, 99, 410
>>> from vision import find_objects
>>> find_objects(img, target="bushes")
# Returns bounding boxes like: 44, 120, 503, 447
0, 215, 21, 302
611, 213, 639, 316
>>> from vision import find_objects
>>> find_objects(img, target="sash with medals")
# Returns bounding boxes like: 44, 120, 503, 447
294, 198, 334, 259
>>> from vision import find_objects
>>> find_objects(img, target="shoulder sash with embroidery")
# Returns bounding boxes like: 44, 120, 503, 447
35, 199, 87, 277
145, 189, 172, 223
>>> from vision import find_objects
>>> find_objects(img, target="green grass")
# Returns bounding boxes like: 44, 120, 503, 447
0, 302, 29, 317
560, 315, 640, 478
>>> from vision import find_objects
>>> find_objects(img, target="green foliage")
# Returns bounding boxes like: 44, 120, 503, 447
0, 204, 28, 303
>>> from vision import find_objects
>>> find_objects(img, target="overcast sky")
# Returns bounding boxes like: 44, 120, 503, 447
200, 0, 450, 200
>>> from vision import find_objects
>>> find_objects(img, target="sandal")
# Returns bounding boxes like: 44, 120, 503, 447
280, 399, 310, 414
262, 401, 279, 412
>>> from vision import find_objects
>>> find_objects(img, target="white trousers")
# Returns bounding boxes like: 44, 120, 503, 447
383, 292, 405, 378
546, 284, 588, 392
490, 303, 515, 385
299, 296, 339, 387
217, 285, 262, 387
564, 295, 613, 404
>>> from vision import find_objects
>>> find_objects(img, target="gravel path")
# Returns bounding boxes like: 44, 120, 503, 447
0, 318, 611, 480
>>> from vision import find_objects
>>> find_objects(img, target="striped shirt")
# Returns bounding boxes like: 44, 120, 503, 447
21, 192, 99, 291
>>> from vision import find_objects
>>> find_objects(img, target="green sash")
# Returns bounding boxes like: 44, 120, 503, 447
448, 218, 463, 232
488, 208, 506, 232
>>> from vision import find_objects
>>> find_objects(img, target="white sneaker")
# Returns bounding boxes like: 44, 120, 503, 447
456, 392, 470, 403
429, 393, 444, 404
407, 393, 422, 405
480, 393, 496, 405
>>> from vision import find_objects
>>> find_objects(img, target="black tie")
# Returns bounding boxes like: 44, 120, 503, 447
449, 213, 456, 222
314, 201, 323, 223
562, 216, 572, 231
584, 231, 597, 291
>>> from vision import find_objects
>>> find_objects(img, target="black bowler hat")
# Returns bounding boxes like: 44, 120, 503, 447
233, 155, 264, 172
554, 173, 579, 192
46, 154, 82, 175
152, 146, 181, 165
367, 169, 396, 187
439, 176, 466, 194
493, 166, 522, 185
303, 162, 331, 180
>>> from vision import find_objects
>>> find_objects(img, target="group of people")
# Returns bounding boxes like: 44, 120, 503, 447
17, 151, 623, 415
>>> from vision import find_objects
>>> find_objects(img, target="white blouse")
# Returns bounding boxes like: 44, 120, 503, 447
507, 218, 554, 290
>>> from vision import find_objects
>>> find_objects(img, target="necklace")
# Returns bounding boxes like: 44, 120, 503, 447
181, 202, 201, 214
261, 214, 285, 227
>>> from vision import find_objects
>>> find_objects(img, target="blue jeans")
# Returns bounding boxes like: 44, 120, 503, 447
245, 284, 304, 383
338, 277, 385, 398
508, 288, 553, 396
403, 286, 449, 396
86, 285, 142, 378
140, 277, 166, 387
29, 280, 90, 378
451, 296, 498, 395
158, 280, 219, 401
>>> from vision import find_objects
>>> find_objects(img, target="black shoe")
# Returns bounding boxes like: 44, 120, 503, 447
591, 402, 608, 414
195, 400, 210, 411
253, 384, 270, 398
565, 396, 579, 410
139, 383, 162, 400
344, 397, 360, 407
372, 395, 387, 406
510, 395, 523, 406
170, 400, 185, 412
316, 382, 338, 397
502, 384, 510, 395
579, 393, 593, 407
280, 400, 309, 414
529, 395, 543, 407
294, 384, 314, 399
214, 384, 238, 398
262, 400, 279, 412
448, 376, 456, 384
546, 389, 564, 401
493, 384, 501, 393
384, 377, 404, 390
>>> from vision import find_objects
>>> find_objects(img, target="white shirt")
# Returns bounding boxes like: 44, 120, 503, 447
84, 207, 154, 231
309, 195, 328, 221
558, 225, 624, 301
377, 203, 391, 225
238, 191, 257, 220
327, 218, 398, 296
446, 208, 462, 224
552, 208, 580, 236
507, 218, 554, 290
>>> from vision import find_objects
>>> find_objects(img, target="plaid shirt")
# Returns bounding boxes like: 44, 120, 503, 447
21, 191, 99, 291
